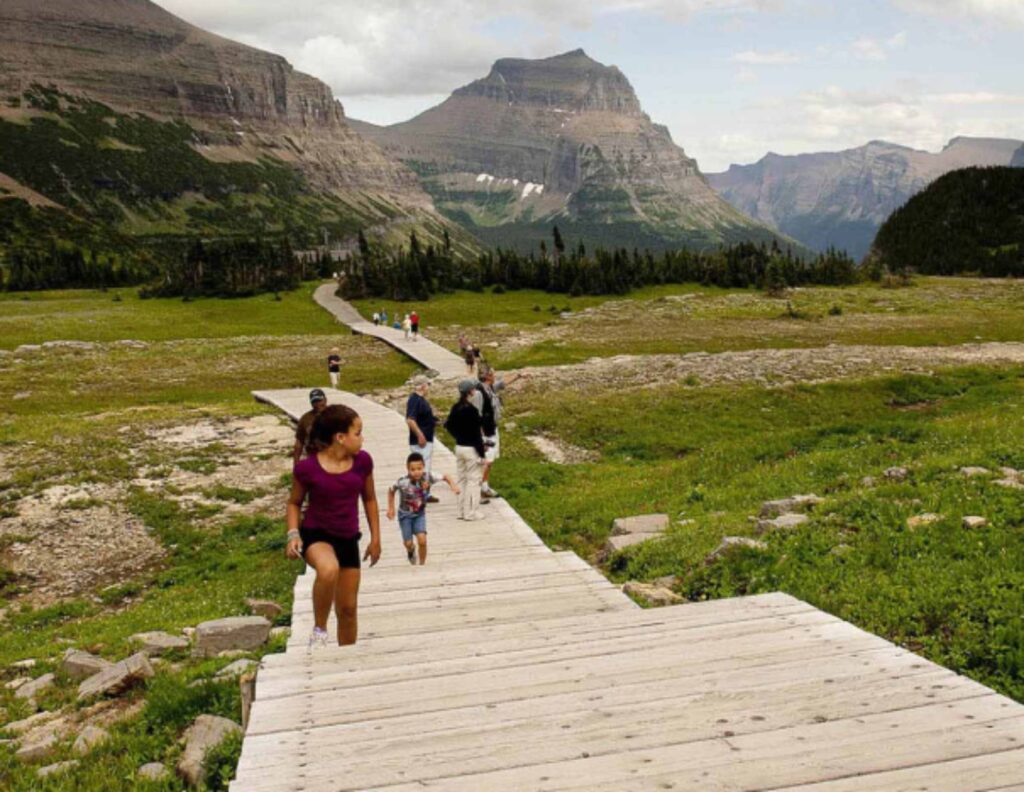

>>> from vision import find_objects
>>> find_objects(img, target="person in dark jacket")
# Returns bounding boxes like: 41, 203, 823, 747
444, 379, 486, 520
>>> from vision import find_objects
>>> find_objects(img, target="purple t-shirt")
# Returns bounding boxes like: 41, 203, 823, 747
293, 451, 374, 539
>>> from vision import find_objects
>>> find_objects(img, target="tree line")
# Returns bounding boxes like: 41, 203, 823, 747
338, 226, 860, 301
0, 245, 148, 291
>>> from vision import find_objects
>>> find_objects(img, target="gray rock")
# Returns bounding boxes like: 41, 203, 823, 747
907, 513, 942, 529
193, 616, 271, 658
14, 344, 41, 355
14, 673, 55, 701
215, 659, 258, 679
139, 762, 171, 782
962, 516, 989, 529
610, 513, 669, 537
244, 599, 283, 619
884, 466, 910, 482
63, 650, 114, 681
176, 715, 242, 787
759, 494, 823, 518
77, 652, 154, 701
5, 676, 31, 691
601, 532, 653, 558
860, 476, 877, 487
72, 724, 108, 755
42, 340, 96, 351
269, 627, 291, 640
130, 631, 189, 656
37, 759, 78, 778
756, 513, 809, 533
621, 581, 683, 606
15, 728, 61, 763
10, 658, 37, 670
705, 536, 768, 563
994, 477, 1023, 490
3, 710, 61, 736
959, 466, 991, 478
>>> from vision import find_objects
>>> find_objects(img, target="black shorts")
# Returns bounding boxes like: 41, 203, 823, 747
300, 528, 361, 569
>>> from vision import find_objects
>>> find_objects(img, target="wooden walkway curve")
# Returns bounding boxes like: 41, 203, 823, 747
314, 284, 467, 380
233, 388, 1024, 791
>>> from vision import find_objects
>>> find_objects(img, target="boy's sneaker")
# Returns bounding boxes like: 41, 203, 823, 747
307, 627, 330, 652
426, 495, 440, 503
407, 546, 416, 564
481, 484, 499, 498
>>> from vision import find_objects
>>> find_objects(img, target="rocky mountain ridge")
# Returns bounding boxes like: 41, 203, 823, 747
707, 136, 1024, 259
353, 50, 792, 253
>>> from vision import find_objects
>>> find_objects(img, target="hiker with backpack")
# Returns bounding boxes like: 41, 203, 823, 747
471, 365, 524, 501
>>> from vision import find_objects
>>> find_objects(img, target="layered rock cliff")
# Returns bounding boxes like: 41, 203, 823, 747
353, 50, 790, 252
708, 137, 1024, 259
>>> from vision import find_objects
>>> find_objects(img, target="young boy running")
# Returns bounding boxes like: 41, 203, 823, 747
386, 452, 459, 565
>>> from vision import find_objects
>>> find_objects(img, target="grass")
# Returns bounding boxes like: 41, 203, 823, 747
494, 365, 1024, 703
353, 278, 1024, 368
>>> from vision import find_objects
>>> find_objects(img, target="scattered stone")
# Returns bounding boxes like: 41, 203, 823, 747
63, 650, 113, 681
138, 762, 171, 782
756, 513, 809, 533
269, 627, 291, 640
705, 537, 768, 564
245, 599, 283, 620
15, 727, 61, 763
884, 467, 910, 482
5, 677, 31, 691
860, 476, 877, 487
3, 709, 61, 736
77, 652, 154, 701
130, 631, 189, 656
962, 516, 989, 530
72, 724, 109, 755
994, 469, 1023, 489
182, 627, 196, 640
14, 673, 55, 701
960, 466, 991, 478
217, 649, 253, 659
177, 714, 242, 787
601, 532, 653, 558
610, 513, 669, 537
193, 616, 271, 658
14, 344, 42, 355
42, 340, 96, 351
214, 659, 258, 679
758, 494, 823, 518
622, 581, 683, 606
10, 659, 37, 670
907, 513, 942, 529
37, 759, 79, 778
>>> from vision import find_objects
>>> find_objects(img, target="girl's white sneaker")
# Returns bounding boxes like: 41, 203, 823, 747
307, 627, 330, 652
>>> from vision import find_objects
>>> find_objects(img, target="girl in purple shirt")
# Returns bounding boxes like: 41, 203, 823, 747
285, 404, 381, 649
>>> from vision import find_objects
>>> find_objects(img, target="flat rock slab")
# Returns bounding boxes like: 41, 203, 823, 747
756, 513, 809, 533
963, 516, 989, 529
610, 514, 669, 537
907, 513, 942, 529
602, 532, 654, 557
14, 673, 54, 701
37, 759, 78, 778
705, 536, 768, 563
960, 466, 991, 477
3, 710, 62, 736
178, 714, 242, 787
194, 617, 271, 658
78, 652, 154, 701
139, 762, 171, 782
215, 659, 259, 679
759, 494, 823, 518
72, 724, 109, 755
63, 650, 113, 681
245, 599, 284, 619
130, 630, 189, 656
622, 582, 683, 606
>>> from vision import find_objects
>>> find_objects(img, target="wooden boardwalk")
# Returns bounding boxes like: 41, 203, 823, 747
314, 284, 466, 380
234, 388, 1024, 791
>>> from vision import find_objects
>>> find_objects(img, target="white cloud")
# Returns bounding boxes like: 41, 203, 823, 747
732, 49, 801, 64
895, 0, 1024, 25
850, 31, 907, 61
929, 92, 1024, 104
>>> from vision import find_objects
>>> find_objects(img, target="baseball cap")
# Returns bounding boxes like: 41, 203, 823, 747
412, 375, 430, 388
309, 388, 326, 405
458, 378, 478, 395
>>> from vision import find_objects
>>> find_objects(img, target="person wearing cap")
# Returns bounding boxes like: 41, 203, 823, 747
293, 388, 328, 464
406, 375, 438, 477
444, 378, 487, 521
327, 347, 341, 389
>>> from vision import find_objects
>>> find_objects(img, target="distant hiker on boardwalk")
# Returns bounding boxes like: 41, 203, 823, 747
293, 388, 327, 464
327, 347, 341, 389
410, 309, 420, 342
472, 365, 524, 501
386, 452, 459, 565
402, 314, 412, 340
381, 310, 388, 328
444, 379, 487, 521
285, 405, 381, 648
372, 311, 380, 326
463, 345, 477, 376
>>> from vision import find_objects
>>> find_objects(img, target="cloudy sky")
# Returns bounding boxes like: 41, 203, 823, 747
160, 0, 1023, 172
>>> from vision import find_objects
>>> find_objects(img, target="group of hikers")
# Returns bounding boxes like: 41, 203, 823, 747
371, 308, 421, 341
286, 355, 522, 649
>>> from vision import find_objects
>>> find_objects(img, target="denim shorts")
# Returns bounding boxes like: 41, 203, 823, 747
398, 511, 427, 542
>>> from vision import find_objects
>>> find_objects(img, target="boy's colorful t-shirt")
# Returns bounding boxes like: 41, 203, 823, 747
390, 473, 442, 514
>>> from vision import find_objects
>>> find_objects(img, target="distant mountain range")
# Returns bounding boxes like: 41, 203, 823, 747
352, 50, 796, 254
707, 137, 1024, 259
0, 0, 475, 269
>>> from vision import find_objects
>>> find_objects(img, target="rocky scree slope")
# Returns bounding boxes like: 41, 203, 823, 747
352, 49, 792, 253
707, 136, 1024, 260
0, 0, 474, 262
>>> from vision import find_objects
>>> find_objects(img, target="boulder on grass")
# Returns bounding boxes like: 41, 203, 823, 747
622, 582, 683, 607
130, 631, 189, 656
758, 494, 823, 518
245, 599, 283, 619
962, 516, 989, 529
14, 673, 55, 702
610, 514, 669, 537
3, 710, 62, 736
756, 513, 808, 533
139, 762, 171, 782
193, 617, 271, 658
62, 650, 113, 681
177, 715, 242, 787
37, 760, 78, 778
78, 652, 154, 702
705, 537, 767, 564
214, 659, 258, 680
72, 724, 109, 755
959, 466, 991, 478
906, 513, 942, 530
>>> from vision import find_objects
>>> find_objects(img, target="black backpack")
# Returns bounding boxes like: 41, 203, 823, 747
476, 383, 497, 435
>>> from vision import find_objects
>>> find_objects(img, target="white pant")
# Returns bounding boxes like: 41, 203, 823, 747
455, 445, 483, 518
410, 441, 433, 473
329, 371, 339, 388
